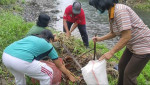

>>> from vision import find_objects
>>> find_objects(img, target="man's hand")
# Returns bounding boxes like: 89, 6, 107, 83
66, 31, 71, 37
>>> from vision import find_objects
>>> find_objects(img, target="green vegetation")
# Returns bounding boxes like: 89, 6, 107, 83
13, 4, 24, 11
134, 3, 150, 11
129, 0, 150, 11
0, 1, 150, 85
0, 0, 17, 5
0, 11, 33, 84
0, 11, 33, 55
21, 0, 25, 4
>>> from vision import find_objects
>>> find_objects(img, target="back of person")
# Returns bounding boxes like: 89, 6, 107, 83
63, 5, 86, 25
26, 25, 45, 36
4, 36, 57, 62
113, 4, 150, 54
26, 13, 50, 36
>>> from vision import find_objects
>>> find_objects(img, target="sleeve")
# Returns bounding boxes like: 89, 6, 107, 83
115, 9, 132, 32
63, 6, 69, 20
48, 44, 59, 60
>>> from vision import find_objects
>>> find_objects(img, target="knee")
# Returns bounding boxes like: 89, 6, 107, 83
124, 69, 131, 79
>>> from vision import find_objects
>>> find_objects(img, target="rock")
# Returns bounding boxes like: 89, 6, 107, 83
50, 9, 60, 13
52, 16, 60, 21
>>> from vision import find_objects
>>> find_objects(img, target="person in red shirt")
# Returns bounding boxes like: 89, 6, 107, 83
63, 2, 89, 47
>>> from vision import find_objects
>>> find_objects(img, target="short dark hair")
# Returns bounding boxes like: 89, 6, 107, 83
89, 0, 118, 13
37, 13, 50, 27
39, 29, 54, 42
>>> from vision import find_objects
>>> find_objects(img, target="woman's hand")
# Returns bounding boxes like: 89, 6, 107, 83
92, 36, 99, 42
99, 51, 114, 61
53, 59, 79, 83
68, 74, 77, 82
53, 34, 58, 42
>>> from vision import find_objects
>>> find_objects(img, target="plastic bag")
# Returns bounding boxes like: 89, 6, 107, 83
31, 58, 62, 85
81, 59, 109, 85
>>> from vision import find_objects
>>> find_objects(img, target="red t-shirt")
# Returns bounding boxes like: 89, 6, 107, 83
63, 5, 86, 25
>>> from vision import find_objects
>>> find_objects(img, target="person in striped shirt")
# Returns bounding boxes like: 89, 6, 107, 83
89, 0, 150, 85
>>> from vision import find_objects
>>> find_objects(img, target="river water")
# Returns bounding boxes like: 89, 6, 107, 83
52, 0, 150, 48
24, 0, 150, 48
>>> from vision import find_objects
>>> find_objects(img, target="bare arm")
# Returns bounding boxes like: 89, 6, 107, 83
53, 59, 76, 82
98, 32, 116, 41
70, 22, 78, 33
63, 19, 70, 36
110, 30, 131, 54
93, 31, 116, 42
99, 30, 131, 60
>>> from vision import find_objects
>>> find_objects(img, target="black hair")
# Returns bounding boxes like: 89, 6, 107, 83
37, 29, 54, 42
37, 13, 50, 27
89, 0, 118, 13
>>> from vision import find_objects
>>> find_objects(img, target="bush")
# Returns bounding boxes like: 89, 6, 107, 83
0, 0, 17, 5
0, 11, 33, 57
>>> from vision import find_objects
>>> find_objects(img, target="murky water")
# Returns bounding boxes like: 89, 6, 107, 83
52, 0, 150, 48
24, 0, 150, 48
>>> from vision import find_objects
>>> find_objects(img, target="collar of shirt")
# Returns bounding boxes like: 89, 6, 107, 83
109, 4, 115, 20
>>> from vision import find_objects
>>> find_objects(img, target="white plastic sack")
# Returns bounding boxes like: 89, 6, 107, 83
81, 59, 109, 85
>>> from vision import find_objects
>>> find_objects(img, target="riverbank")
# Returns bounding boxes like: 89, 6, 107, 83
126, 0, 150, 11
22, 0, 61, 27
0, 0, 150, 85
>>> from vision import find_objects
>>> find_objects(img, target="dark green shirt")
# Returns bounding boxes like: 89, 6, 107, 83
26, 25, 45, 36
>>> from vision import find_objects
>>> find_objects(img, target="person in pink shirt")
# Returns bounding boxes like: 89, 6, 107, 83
63, 2, 89, 48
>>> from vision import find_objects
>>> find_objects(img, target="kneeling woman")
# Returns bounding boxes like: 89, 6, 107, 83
2, 29, 76, 85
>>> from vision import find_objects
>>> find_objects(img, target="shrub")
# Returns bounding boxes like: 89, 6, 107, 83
0, 11, 33, 57
0, 0, 17, 5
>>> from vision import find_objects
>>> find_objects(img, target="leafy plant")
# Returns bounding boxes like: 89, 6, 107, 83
0, 11, 33, 84
0, 0, 17, 5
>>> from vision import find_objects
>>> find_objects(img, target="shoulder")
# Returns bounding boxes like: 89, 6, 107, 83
79, 8, 85, 16
65, 5, 72, 14
115, 4, 130, 11
66, 5, 72, 10
115, 4, 132, 15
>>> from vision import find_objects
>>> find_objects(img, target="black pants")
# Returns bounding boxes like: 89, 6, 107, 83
63, 21, 89, 47
118, 48, 150, 85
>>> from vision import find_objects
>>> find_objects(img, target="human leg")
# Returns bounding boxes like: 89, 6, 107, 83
123, 54, 150, 85
24, 60, 53, 85
9, 69, 26, 85
2, 53, 26, 85
2, 53, 53, 85
63, 21, 73, 32
78, 24, 89, 47
117, 48, 133, 85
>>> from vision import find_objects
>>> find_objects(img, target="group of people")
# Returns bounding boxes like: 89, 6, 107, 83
2, 0, 150, 85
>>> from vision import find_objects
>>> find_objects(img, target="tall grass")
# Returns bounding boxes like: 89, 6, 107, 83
0, 0, 17, 5
0, 11, 33, 57
0, 10, 33, 84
